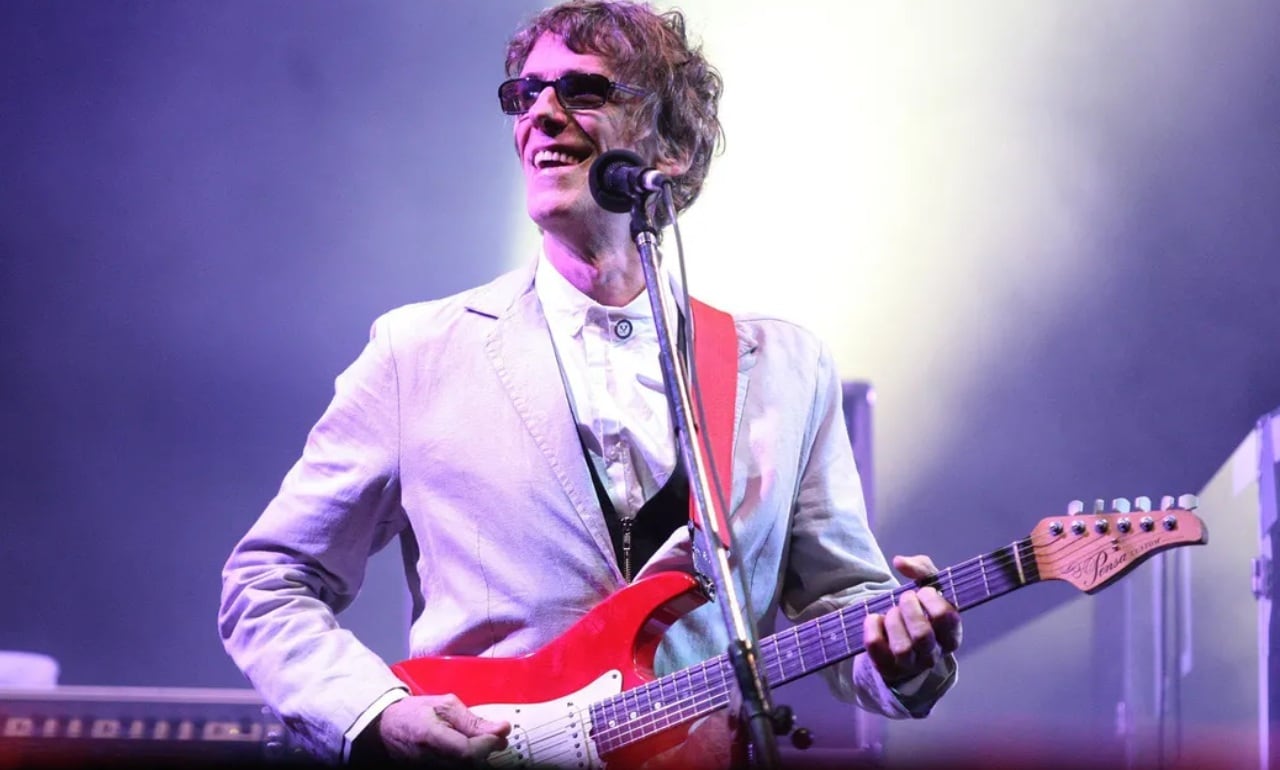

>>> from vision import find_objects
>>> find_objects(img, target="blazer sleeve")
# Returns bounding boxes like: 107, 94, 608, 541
218, 315, 411, 762
780, 340, 956, 719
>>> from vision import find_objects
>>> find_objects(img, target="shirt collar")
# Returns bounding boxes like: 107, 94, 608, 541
536, 251, 680, 339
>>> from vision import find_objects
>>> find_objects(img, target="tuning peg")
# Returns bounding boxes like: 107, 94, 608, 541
1111, 498, 1131, 513
1134, 496, 1152, 512
1160, 495, 1176, 510
1177, 493, 1198, 510
1067, 499, 1084, 515
1093, 499, 1106, 513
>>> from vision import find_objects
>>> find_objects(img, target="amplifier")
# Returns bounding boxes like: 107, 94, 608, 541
0, 685, 308, 767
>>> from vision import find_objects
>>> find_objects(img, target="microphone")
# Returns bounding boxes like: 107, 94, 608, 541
589, 149, 668, 213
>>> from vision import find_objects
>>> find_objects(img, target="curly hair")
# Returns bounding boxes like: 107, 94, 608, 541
505, 1, 724, 215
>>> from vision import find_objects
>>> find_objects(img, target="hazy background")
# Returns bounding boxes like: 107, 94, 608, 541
2, 0, 1276, 764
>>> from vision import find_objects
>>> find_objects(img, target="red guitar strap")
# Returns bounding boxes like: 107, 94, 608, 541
687, 298, 737, 548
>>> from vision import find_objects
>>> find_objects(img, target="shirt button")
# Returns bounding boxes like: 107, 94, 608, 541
615, 319, 633, 339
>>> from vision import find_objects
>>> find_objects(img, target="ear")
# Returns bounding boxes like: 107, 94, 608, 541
630, 128, 692, 178
652, 138, 693, 178
655, 150, 692, 178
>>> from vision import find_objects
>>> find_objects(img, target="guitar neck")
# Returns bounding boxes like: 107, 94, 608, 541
764, 537, 1038, 685
588, 538, 1039, 755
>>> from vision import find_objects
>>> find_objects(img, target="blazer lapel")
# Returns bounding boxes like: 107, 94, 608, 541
473, 274, 618, 570
465, 269, 761, 570
731, 322, 758, 510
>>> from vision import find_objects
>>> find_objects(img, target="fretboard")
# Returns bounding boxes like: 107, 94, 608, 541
589, 538, 1039, 755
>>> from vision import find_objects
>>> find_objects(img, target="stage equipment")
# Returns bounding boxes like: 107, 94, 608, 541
1101, 407, 1279, 770
0, 685, 304, 767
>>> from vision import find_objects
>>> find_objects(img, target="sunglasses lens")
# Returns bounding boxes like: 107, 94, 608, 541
498, 78, 538, 115
557, 74, 610, 109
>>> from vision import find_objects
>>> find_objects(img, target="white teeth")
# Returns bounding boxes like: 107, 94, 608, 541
533, 149, 581, 169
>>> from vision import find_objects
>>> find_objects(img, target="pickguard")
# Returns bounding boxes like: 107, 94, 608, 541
471, 670, 623, 768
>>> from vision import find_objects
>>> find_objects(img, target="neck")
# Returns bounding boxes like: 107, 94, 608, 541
543, 235, 645, 307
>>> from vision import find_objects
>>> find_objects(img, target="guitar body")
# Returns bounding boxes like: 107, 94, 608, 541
391, 571, 708, 768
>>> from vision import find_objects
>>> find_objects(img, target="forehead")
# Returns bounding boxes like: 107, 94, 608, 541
519, 33, 614, 79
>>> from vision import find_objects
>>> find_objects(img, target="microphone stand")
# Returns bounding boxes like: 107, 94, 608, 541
627, 196, 782, 770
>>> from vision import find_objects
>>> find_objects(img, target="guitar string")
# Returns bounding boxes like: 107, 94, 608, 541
766, 543, 1039, 683
602, 522, 1171, 748
512, 527, 1150, 759
589, 540, 1050, 749
590, 540, 1059, 752
534, 538, 1078, 760
523, 540, 1042, 757
713, 529, 1137, 697
509, 541, 1035, 759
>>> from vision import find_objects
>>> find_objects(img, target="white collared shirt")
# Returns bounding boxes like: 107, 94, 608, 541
535, 254, 680, 520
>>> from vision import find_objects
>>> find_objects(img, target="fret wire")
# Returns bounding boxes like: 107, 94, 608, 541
665, 665, 686, 711
840, 604, 854, 662
622, 681, 642, 722
806, 617, 822, 666
588, 703, 610, 754
707, 658, 725, 701
700, 659, 714, 713
776, 626, 794, 679
822, 613, 841, 666
813, 614, 831, 666
769, 634, 783, 681
619, 675, 645, 726
657, 674, 677, 711
791, 624, 805, 674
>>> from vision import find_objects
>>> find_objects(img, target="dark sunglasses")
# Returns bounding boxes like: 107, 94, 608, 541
498, 73, 646, 115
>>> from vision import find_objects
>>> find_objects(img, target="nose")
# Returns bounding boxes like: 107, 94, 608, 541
525, 83, 568, 135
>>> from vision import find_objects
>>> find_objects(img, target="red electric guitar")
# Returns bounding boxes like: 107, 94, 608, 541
392, 496, 1208, 768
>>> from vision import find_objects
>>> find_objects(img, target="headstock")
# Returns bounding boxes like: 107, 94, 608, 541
1032, 494, 1208, 593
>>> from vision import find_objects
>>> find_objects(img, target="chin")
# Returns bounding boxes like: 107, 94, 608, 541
527, 201, 567, 229
527, 193, 588, 229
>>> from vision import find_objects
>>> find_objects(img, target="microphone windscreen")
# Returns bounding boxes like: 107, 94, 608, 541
589, 149, 645, 213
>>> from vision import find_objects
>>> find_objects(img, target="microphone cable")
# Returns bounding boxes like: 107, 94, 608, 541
660, 184, 735, 568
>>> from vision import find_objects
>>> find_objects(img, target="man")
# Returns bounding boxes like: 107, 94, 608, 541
219, 2, 961, 766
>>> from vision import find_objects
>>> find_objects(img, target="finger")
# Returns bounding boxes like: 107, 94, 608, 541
416, 716, 475, 759
897, 592, 936, 649
872, 605, 919, 684
437, 699, 511, 738
916, 585, 958, 624
415, 718, 503, 764
881, 603, 916, 663
895, 593, 938, 670
918, 588, 963, 653
892, 554, 938, 580
379, 698, 467, 760
916, 585, 952, 614
425, 696, 508, 763
464, 733, 508, 762
862, 612, 896, 672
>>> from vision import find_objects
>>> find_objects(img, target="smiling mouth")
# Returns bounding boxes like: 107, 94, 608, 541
532, 148, 590, 171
